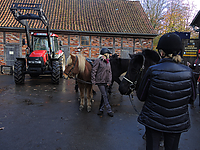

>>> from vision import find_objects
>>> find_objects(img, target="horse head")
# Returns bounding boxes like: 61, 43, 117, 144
119, 49, 160, 95
63, 54, 79, 79
110, 53, 119, 59
110, 53, 130, 84
110, 53, 120, 66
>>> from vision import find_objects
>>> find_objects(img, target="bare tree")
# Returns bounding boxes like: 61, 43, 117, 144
140, 0, 168, 32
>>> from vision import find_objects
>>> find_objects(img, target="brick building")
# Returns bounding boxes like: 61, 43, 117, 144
0, 0, 157, 66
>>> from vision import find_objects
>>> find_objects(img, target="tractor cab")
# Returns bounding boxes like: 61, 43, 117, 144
32, 33, 59, 55
33, 36, 49, 51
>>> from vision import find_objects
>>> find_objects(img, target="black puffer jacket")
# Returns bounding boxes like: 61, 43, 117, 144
137, 58, 196, 133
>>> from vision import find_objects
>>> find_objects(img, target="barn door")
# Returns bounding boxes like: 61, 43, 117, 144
5, 45, 20, 66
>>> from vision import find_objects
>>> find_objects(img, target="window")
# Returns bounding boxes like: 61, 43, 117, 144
81, 36, 90, 46
53, 37, 59, 53
33, 36, 49, 51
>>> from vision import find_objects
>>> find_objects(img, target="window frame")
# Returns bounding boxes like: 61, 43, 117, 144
80, 36, 90, 46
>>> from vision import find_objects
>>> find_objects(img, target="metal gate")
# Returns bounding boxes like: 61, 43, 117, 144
5, 45, 20, 66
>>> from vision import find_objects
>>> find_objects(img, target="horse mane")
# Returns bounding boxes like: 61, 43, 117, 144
142, 49, 161, 63
67, 54, 86, 73
77, 54, 86, 73
66, 55, 72, 65
128, 49, 160, 68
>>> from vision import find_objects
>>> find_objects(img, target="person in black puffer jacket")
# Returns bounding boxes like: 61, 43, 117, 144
137, 33, 197, 150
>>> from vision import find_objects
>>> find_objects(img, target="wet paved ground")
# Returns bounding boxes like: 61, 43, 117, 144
0, 74, 200, 150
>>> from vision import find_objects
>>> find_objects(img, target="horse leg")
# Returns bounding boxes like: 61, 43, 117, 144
79, 83, 85, 111
75, 79, 79, 92
86, 85, 92, 112
92, 89, 96, 95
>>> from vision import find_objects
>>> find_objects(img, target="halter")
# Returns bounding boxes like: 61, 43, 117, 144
63, 56, 78, 79
123, 53, 145, 94
63, 56, 92, 84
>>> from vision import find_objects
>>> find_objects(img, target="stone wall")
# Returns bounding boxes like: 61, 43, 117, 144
0, 31, 153, 66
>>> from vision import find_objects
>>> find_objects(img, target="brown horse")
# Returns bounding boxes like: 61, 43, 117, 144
63, 54, 93, 112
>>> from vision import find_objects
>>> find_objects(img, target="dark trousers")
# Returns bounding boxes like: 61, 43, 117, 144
98, 85, 112, 113
145, 127, 181, 150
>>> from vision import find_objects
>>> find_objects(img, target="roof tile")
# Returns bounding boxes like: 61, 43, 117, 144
0, 0, 157, 35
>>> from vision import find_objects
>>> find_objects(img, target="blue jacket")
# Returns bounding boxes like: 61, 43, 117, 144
137, 58, 196, 133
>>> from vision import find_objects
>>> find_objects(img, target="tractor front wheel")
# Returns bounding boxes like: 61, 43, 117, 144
51, 61, 60, 84
14, 60, 25, 84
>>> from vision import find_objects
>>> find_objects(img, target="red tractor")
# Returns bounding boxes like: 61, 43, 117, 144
10, 3, 65, 84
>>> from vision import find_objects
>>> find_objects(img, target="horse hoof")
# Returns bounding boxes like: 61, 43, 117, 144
79, 105, 84, 111
87, 106, 91, 112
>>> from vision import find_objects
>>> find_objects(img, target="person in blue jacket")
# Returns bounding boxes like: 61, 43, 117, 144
137, 33, 196, 150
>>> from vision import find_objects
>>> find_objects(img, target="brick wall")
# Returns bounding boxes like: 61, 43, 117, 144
0, 44, 4, 56
102, 37, 113, 47
0, 32, 3, 43
91, 36, 100, 47
57, 35, 153, 58
91, 36, 100, 58
59, 35, 68, 45
0, 30, 153, 66
22, 33, 27, 56
6, 32, 20, 44
0, 32, 4, 65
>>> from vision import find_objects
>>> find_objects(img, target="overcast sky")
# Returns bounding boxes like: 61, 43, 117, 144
190, 0, 200, 14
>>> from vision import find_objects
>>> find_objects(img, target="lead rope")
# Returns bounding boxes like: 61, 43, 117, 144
129, 94, 140, 115
63, 73, 92, 85
127, 53, 145, 115
128, 93, 140, 115
75, 77, 92, 84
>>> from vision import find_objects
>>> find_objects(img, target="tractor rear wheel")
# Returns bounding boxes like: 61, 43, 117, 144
59, 54, 66, 78
14, 60, 25, 84
51, 61, 60, 84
